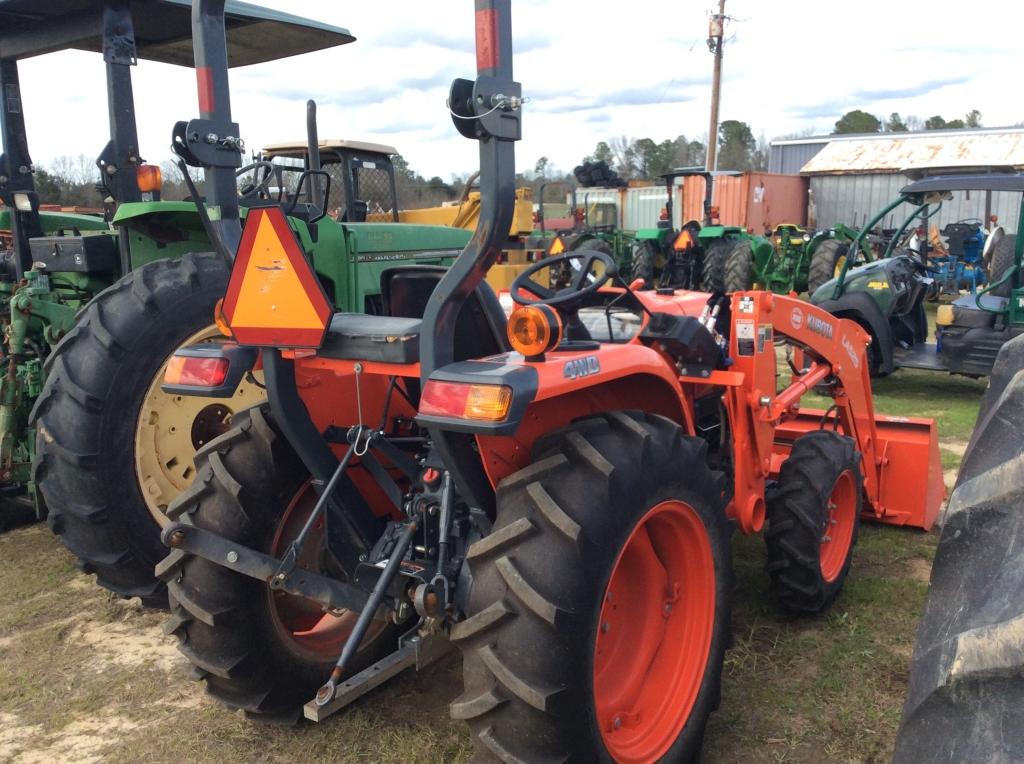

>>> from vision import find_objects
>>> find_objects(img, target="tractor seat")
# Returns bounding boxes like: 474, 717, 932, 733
320, 314, 421, 363
318, 265, 509, 364
947, 294, 1007, 330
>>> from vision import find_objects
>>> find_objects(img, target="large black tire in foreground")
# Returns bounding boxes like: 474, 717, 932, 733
895, 334, 1024, 761
723, 240, 755, 293
452, 411, 732, 762
699, 238, 736, 293
33, 253, 230, 608
807, 239, 848, 295
986, 232, 1017, 298
765, 431, 861, 614
159, 405, 399, 721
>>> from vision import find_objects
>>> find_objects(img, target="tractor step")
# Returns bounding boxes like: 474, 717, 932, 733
893, 343, 950, 372
303, 633, 450, 722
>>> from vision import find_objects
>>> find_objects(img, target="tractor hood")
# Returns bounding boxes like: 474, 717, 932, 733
0, 0, 354, 65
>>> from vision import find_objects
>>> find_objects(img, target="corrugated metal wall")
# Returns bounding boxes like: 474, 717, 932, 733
809, 174, 1021, 233
768, 141, 828, 174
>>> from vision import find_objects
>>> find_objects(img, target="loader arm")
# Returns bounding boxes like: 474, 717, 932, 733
684, 291, 940, 533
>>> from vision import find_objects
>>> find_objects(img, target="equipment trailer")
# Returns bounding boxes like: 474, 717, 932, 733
157, 2, 942, 760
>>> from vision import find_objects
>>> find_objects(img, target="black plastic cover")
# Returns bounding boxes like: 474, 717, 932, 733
319, 314, 422, 364
28, 233, 117, 273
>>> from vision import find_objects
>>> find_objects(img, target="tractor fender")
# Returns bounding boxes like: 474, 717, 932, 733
815, 291, 895, 375
475, 369, 690, 489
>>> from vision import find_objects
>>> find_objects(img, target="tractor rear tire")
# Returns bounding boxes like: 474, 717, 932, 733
986, 233, 1016, 298
630, 240, 658, 288
765, 431, 861, 614
807, 239, 848, 296
33, 253, 231, 608
453, 411, 732, 762
159, 404, 399, 721
723, 240, 755, 293
895, 334, 1024, 761
700, 238, 734, 293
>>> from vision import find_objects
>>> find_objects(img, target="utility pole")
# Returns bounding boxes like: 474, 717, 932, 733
705, 0, 726, 173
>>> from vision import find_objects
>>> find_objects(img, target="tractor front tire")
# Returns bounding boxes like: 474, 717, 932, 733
986, 233, 1017, 298
159, 404, 399, 721
723, 240, 755, 293
629, 241, 658, 288
765, 430, 861, 614
453, 411, 732, 762
807, 239, 849, 295
700, 238, 734, 293
33, 253, 232, 608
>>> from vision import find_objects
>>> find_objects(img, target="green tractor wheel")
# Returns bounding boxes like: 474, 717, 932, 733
986, 233, 1017, 298
807, 239, 849, 295
723, 240, 755, 293
33, 253, 261, 608
630, 240, 659, 288
699, 238, 734, 293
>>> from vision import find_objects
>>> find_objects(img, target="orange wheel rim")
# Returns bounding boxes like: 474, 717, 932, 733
593, 500, 716, 763
820, 470, 856, 582
267, 480, 382, 661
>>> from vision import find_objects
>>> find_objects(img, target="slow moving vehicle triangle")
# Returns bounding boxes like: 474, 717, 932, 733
223, 206, 332, 347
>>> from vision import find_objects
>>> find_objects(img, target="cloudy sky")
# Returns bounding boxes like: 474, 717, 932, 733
14, 0, 1023, 181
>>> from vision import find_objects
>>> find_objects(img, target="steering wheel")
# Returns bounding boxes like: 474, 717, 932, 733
511, 250, 618, 311
236, 161, 276, 201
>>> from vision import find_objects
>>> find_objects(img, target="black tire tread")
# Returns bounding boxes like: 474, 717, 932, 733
723, 239, 755, 293
987, 233, 1017, 298
454, 411, 732, 762
700, 238, 734, 293
807, 239, 848, 295
33, 253, 229, 609
765, 430, 862, 614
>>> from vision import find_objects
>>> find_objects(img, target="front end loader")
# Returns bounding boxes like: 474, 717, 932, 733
155, 2, 943, 760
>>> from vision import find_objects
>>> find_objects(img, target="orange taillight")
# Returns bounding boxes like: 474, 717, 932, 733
420, 381, 513, 422
164, 355, 229, 387
137, 164, 163, 193
507, 304, 562, 358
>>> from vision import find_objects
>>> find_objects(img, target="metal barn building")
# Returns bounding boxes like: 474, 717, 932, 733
769, 127, 1024, 233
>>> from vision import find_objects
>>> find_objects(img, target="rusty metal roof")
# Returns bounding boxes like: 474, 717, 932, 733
800, 129, 1024, 176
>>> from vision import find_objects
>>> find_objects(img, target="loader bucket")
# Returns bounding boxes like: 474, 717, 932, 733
773, 409, 943, 530
895, 334, 1024, 762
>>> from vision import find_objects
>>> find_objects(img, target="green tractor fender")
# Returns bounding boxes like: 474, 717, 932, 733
748, 235, 776, 279
813, 290, 895, 376
634, 227, 671, 245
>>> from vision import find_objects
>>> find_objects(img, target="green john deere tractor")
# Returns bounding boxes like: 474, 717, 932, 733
710, 219, 874, 296
1, 2, 471, 606
631, 169, 734, 291
810, 173, 1024, 377
531, 180, 634, 269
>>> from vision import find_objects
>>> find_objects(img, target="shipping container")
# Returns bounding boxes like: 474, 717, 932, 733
680, 173, 808, 232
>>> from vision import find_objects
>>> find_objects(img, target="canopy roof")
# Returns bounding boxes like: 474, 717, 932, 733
0, 0, 354, 65
262, 139, 398, 160
900, 174, 1024, 196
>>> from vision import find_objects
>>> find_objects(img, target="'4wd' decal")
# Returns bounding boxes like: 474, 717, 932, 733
564, 355, 600, 380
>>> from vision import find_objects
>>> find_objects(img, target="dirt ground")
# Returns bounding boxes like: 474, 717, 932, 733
0, 367, 983, 763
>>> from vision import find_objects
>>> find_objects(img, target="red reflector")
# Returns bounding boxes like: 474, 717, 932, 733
196, 67, 215, 113
475, 8, 499, 71
165, 356, 229, 387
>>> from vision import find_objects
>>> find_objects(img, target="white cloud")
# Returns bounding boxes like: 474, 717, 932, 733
11, 0, 1024, 181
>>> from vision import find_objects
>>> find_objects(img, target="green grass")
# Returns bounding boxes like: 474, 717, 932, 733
0, 360, 985, 763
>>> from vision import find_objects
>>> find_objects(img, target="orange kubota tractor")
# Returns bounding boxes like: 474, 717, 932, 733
156, 2, 942, 760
